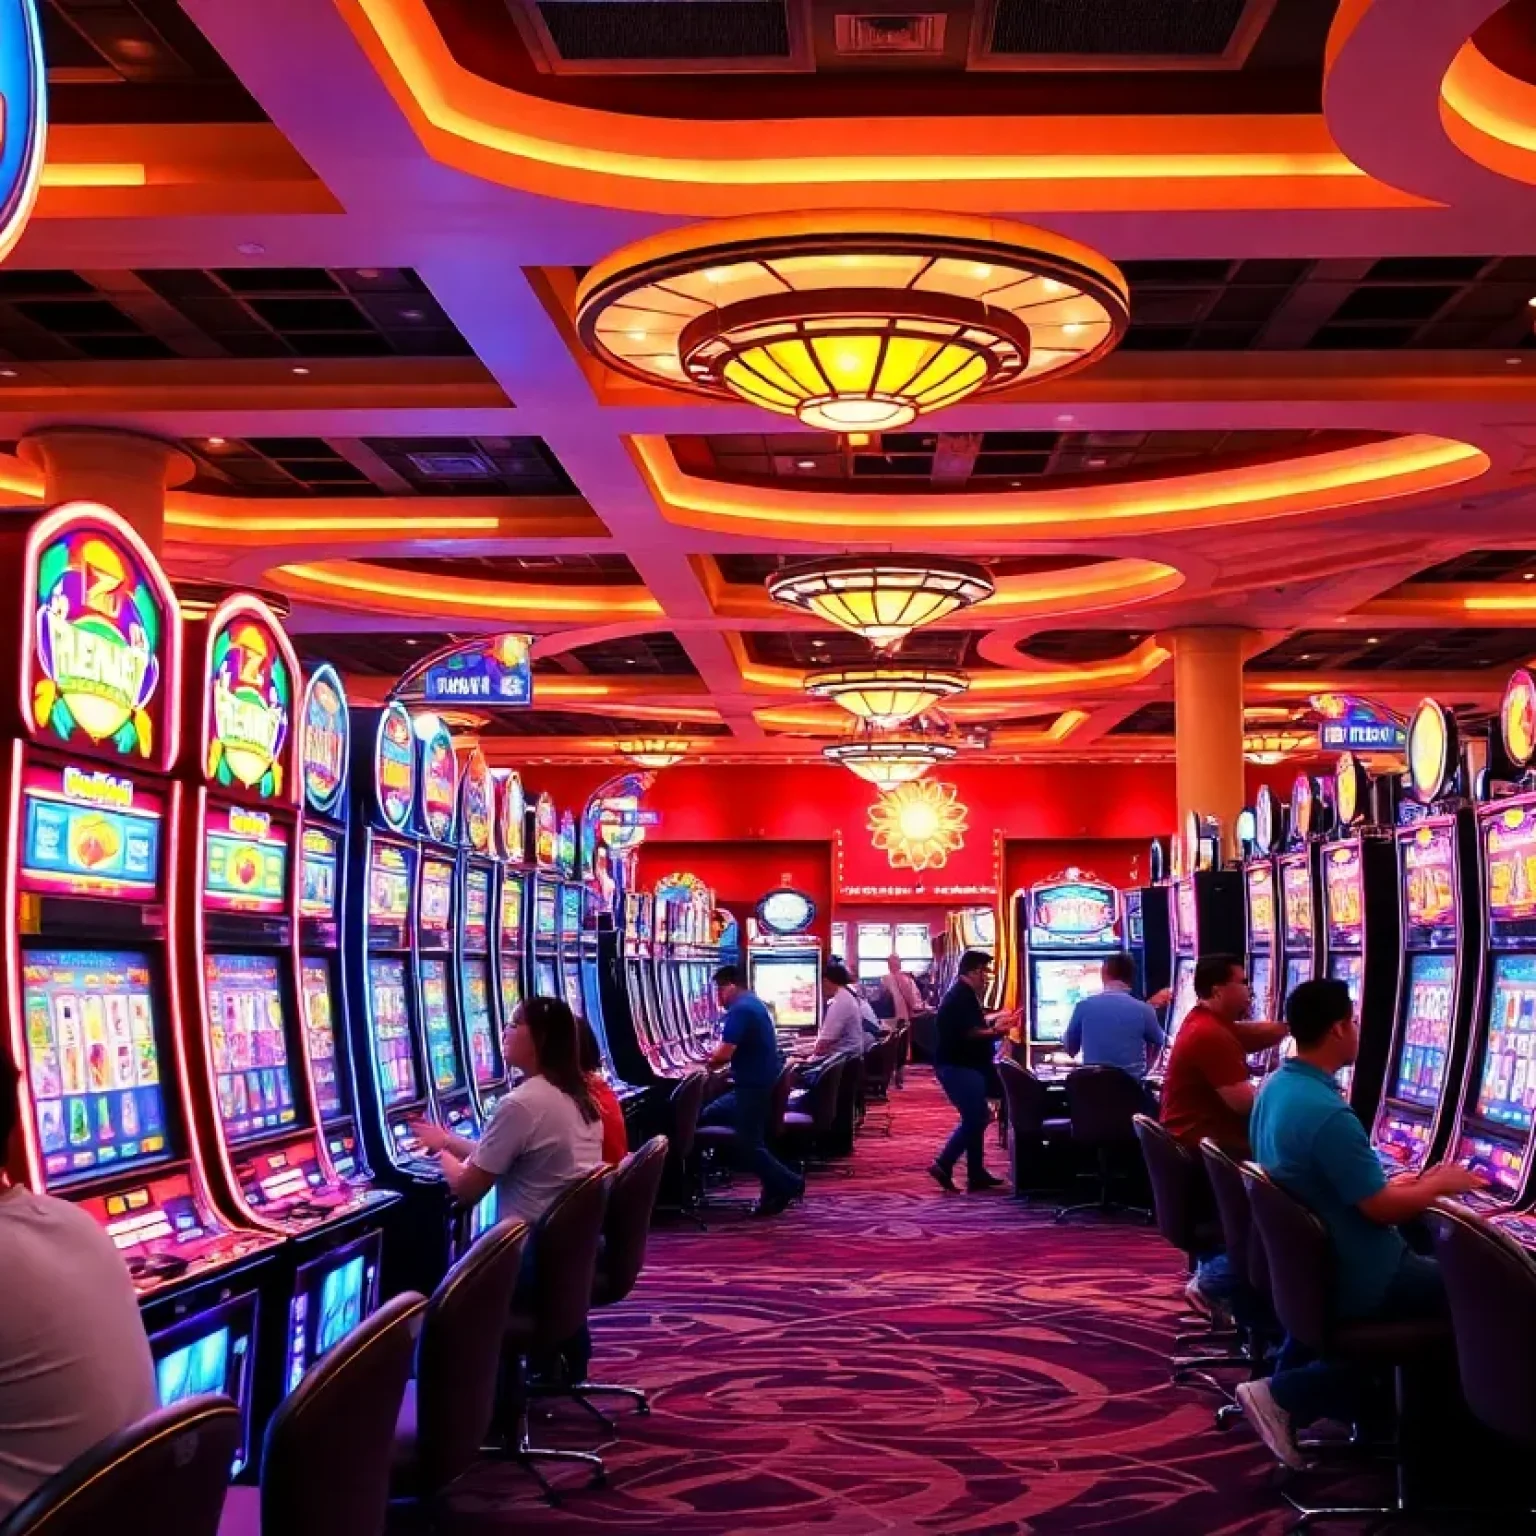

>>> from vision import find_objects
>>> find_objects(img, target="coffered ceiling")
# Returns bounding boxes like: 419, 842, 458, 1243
9, 0, 1536, 767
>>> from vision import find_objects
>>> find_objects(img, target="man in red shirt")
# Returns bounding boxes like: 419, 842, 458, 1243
1159, 953, 1286, 1319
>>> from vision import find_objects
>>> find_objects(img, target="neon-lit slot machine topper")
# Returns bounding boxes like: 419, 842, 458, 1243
300, 667, 349, 820
533, 792, 558, 868
495, 770, 526, 864
0, 0, 46, 266
201, 602, 294, 802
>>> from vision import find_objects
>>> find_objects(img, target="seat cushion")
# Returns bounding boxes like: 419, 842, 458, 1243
218, 1484, 261, 1536
781, 1111, 814, 1129
1331, 1316, 1454, 1363
694, 1125, 736, 1145
1042, 1118, 1072, 1141
390, 1378, 420, 1496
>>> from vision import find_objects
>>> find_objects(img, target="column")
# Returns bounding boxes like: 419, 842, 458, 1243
19, 427, 194, 554
1167, 627, 1249, 859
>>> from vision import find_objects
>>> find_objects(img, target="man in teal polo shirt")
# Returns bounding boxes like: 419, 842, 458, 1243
1235, 978, 1481, 1469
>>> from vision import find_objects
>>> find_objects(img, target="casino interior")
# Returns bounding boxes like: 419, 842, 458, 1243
15, 0, 1536, 1532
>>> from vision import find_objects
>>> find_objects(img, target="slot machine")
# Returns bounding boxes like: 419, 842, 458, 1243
1275, 774, 1325, 1022
454, 747, 505, 1114
747, 886, 822, 1040
613, 888, 681, 1079
556, 809, 587, 1024
527, 792, 562, 1004
173, 597, 399, 1414
1124, 883, 1171, 1008
0, 502, 281, 1477
571, 810, 644, 1104
1163, 813, 1244, 1053
1243, 787, 1280, 1027
490, 768, 527, 1040
1438, 669, 1536, 1238
1370, 699, 1483, 1174
343, 704, 464, 1291
1320, 751, 1400, 1124
1015, 870, 1120, 1079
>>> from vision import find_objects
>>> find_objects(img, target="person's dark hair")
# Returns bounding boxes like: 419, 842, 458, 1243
713, 964, 742, 988
576, 1017, 602, 1076
1193, 954, 1243, 999
522, 995, 599, 1123
823, 960, 854, 987
0, 1059, 16, 1152
1103, 952, 1137, 987
1286, 978, 1353, 1048
958, 949, 992, 977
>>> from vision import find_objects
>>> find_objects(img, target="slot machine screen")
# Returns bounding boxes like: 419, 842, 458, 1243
151, 1292, 258, 1476
563, 966, 585, 1020
1329, 952, 1363, 1017
299, 956, 346, 1120
1282, 956, 1311, 1017
535, 882, 557, 938
465, 867, 490, 948
285, 1231, 381, 1393
22, 949, 170, 1188
462, 957, 499, 1087
1392, 951, 1456, 1107
1030, 957, 1103, 1043
752, 954, 819, 1029
895, 923, 931, 968
203, 807, 288, 916
419, 859, 453, 944
367, 956, 419, 1105
419, 957, 463, 1092
1170, 959, 1198, 1039
535, 960, 558, 999
500, 963, 523, 1026
1475, 953, 1536, 1131
299, 827, 340, 920
1249, 953, 1273, 1022
204, 953, 296, 1143
367, 842, 412, 925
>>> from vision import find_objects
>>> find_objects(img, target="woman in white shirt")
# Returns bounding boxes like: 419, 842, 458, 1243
812, 962, 868, 1059
414, 995, 604, 1224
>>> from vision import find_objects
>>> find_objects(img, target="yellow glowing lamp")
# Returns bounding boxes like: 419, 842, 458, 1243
868, 779, 968, 872
618, 737, 689, 769
804, 665, 968, 729
822, 734, 956, 790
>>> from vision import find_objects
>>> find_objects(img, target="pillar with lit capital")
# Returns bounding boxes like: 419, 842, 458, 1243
20, 426, 195, 554
1166, 627, 1253, 862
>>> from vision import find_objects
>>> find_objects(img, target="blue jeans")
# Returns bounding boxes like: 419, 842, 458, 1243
935, 1065, 991, 1181
701, 1085, 802, 1202
1268, 1252, 1447, 1427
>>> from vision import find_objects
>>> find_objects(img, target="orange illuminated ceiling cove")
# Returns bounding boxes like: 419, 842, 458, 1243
333, 0, 1430, 214
1441, 35, 1536, 183
633, 435, 1488, 542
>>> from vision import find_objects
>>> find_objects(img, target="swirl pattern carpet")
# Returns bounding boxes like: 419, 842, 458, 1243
441, 1069, 1388, 1535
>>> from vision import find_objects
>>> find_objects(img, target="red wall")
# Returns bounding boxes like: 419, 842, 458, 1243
635, 838, 833, 944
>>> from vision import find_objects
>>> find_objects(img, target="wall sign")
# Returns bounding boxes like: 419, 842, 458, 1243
1313, 693, 1407, 755
1027, 873, 1117, 948
373, 703, 416, 832
417, 717, 457, 842
756, 887, 816, 936
0, 0, 46, 265
458, 747, 491, 854
300, 665, 348, 816
205, 600, 293, 801
1407, 698, 1456, 805
867, 779, 967, 873
26, 504, 173, 769
1502, 669, 1536, 771
412, 632, 533, 707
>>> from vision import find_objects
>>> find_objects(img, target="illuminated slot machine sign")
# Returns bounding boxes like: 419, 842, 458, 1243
204, 804, 288, 914
1280, 858, 1316, 1003
1247, 863, 1276, 947
21, 763, 163, 900
462, 866, 496, 1085
203, 604, 292, 803
366, 842, 417, 1108
1027, 877, 1118, 1045
418, 718, 456, 845
1175, 880, 1197, 951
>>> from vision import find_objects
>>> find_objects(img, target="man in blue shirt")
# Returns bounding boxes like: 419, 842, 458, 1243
702, 964, 805, 1216
1063, 952, 1165, 1111
1236, 978, 1480, 1469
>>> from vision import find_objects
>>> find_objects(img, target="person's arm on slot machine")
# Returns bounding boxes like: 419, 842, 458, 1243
1141, 1004, 1167, 1070
1229, 1019, 1288, 1051
437, 1096, 526, 1207
1357, 1158, 1485, 1224
1063, 1002, 1085, 1060
410, 1118, 476, 1161
707, 1002, 744, 1071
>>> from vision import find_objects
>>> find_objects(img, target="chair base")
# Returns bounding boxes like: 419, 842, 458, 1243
1054, 1197, 1153, 1224
514, 1433, 606, 1504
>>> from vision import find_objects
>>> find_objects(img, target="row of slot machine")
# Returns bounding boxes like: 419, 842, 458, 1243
0, 499, 657, 1479
1130, 671, 1536, 1250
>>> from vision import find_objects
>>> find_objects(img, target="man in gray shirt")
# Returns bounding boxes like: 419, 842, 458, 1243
1063, 952, 1166, 1112
0, 1066, 158, 1516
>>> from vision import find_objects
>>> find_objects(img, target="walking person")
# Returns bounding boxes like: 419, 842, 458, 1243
882, 954, 922, 1086
928, 950, 1018, 1192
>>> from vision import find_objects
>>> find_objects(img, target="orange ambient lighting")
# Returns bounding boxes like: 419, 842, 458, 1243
1441, 39, 1536, 183
40, 163, 147, 187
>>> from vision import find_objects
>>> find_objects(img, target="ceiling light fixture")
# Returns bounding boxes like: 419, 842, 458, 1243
619, 737, 689, 769
767, 554, 993, 653
576, 212, 1128, 433
805, 664, 968, 729
1243, 728, 1314, 765
823, 731, 957, 790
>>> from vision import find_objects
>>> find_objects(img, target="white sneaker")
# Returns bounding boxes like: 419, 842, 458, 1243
1184, 1275, 1235, 1330
1235, 1379, 1307, 1470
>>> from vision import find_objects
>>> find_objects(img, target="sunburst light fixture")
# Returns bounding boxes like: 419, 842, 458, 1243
768, 555, 993, 653
618, 738, 689, 769
823, 732, 957, 790
868, 779, 968, 872
805, 664, 969, 729
575, 211, 1129, 432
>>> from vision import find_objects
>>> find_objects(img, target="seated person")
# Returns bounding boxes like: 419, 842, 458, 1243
415, 995, 604, 1224
1159, 953, 1287, 1318
809, 962, 868, 1060
577, 1020, 628, 1167
1063, 951, 1165, 1107
1237, 978, 1479, 1468
0, 1065, 158, 1518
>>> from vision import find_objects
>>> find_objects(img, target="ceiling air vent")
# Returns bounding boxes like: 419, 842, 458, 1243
406, 451, 496, 479
975, 0, 1272, 70
834, 13, 946, 54
516, 0, 806, 73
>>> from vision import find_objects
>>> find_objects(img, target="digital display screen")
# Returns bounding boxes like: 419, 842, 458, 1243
535, 882, 557, 938
1486, 806, 1536, 923
500, 872, 524, 944
284, 1236, 382, 1396
1403, 826, 1458, 932
1475, 953, 1536, 1131
152, 1294, 257, 1477
1169, 959, 1198, 1043
367, 840, 412, 925
561, 883, 583, 933
895, 923, 930, 962
563, 964, 585, 1020
750, 954, 818, 1029
1282, 956, 1311, 1017
419, 859, 453, 943
21, 764, 162, 900
420, 957, 462, 1092
1329, 952, 1363, 1017
1324, 845, 1364, 948
857, 923, 892, 959
1246, 863, 1275, 946
206, 952, 295, 1144
367, 957, 418, 1105
23, 948, 169, 1187
1031, 957, 1102, 1044
1280, 858, 1314, 950
204, 805, 288, 915
1393, 951, 1456, 1108
299, 827, 339, 921
465, 867, 490, 948
960, 909, 995, 949
462, 957, 499, 1087
1175, 881, 1196, 948
299, 956, 345, 1120
1457, 1132, 1525, 1198
1249, 953, 1273, 1022
500, 961, 522, 1027
535, 960, 558, 999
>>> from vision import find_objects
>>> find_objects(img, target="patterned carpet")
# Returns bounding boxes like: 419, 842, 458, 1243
437, 1071, 1385, 1535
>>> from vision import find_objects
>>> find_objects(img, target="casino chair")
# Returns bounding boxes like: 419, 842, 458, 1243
830, 1049, 865, 1156
1054, 1067, 1153, 1224
693, 1062, 798, 1209
996, 1057, 1070, 1201
858, 1034, 898, 1134
657, 1070, 707, 1228
493, 1167, 611, 1500
0, 1395, 239, 1536
778, 1055, 848, 1174
1429, 1202, 1536, 1453
390, 1217, 529, 1515
1242, 1165, 1455, 1526
220, 1292, 426, 1536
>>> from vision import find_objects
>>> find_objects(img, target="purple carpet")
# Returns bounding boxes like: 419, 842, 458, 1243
439, 1071, 1415, 1535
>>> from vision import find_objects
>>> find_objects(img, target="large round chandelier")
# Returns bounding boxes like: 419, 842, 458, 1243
823, 734, 957, 790
768, 555, 993, 653
1243, 728, 1313, 766
575, 211, 1129, 432
618, 738, 689, 769
805, 664, 968, 729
